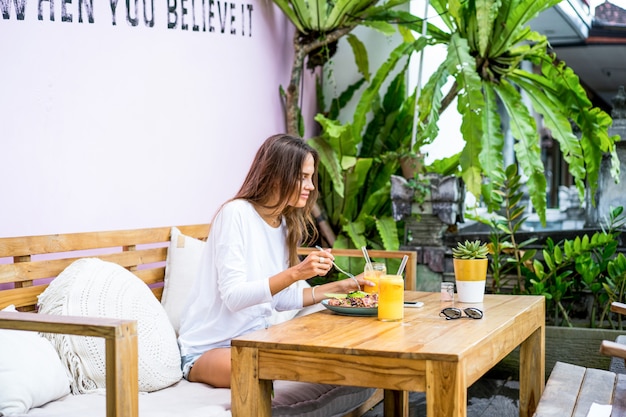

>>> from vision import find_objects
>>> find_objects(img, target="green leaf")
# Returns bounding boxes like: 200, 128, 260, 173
376, 216, 400, 251
490, 0, 561, 57
510, 71, 586, 188
356, 183, 392, 223
326, 78, 366, 120
520, 249, 536, 263
533, 260, 545, 278
543, 250, 555, 270
554, 245, 562, 265
581, 234, 589, 248
361, 20, 396, 37
416, 63, 450, 147
446, 33, 485, 197
272, 0, 307, 32
479, 82, 505, 190
475, 0, 499, 56
428, 0, 456, 31
343, 158, 374, 219
366, 10, 450, 43
353, 39, 427, 138
346, 34, 370, 82
493, 79, 546, 224
324, 0, 373, 30
538, 60, 619, 203
574, 237, 581, 253
310, 120, 347, 197
342, 220, 368, 249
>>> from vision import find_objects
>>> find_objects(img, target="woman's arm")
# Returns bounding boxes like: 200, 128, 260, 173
268, 250, 334, 295
302, 274, 373, 306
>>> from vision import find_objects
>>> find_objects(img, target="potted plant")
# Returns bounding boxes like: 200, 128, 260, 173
452, 240, 489, 303
400, 151, 425, 180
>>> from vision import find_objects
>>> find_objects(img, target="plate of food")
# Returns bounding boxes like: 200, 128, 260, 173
321, 291, 378, 316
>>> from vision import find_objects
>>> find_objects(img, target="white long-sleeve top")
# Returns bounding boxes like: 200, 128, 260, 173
177, 199, 303, 357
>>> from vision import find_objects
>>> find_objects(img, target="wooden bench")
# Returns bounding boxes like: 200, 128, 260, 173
534, 302, 626, 417
533, 361, 624, 417
0, 224, 417, 417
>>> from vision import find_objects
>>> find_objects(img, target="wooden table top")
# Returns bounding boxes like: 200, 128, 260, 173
232, 291, 545, 384
232, 291, 545, 417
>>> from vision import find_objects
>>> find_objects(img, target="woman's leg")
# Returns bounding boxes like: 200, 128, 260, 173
188, 347, 232, 388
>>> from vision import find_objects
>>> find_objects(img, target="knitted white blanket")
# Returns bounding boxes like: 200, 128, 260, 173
38, 258, 182, 394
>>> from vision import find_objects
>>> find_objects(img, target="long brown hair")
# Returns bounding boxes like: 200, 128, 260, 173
234, 134, 319, 266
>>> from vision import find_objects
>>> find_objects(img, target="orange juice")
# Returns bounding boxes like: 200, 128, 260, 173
378, 275, 404, 321
363, 262, 386, 294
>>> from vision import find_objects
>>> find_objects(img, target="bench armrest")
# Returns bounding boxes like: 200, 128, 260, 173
600, 340, 626, 361
611, 302, 626, 316
0, 311, 138, 417
599, 302, 626, 361
297, 248, 418, 290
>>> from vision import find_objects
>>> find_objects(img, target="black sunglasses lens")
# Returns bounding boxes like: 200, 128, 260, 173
441, 308, 462, 319
464, 308, 483, 319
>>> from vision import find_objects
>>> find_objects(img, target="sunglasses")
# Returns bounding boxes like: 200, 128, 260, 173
439, 307, 483, 320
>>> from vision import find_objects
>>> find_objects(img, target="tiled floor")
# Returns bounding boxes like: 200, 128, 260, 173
361, 370, 520, 417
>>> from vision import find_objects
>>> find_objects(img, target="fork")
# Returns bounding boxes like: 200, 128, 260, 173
315, 246, 355, 278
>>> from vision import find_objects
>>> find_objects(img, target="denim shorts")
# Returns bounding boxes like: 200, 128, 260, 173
181, 353, 202, 380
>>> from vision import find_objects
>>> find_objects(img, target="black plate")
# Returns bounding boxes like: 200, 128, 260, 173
321, 299, 378, 316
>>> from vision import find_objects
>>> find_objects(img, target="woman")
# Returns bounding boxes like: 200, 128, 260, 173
177, 134, 371, 388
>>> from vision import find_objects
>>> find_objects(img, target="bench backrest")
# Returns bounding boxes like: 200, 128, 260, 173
0, 225, 211, 311
0, 224, 417, 312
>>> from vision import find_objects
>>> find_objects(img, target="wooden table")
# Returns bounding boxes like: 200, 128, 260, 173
231, 291, 545, 417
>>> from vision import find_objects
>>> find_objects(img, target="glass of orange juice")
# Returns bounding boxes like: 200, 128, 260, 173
363, 262, 386, 294
378, 274, 404, 321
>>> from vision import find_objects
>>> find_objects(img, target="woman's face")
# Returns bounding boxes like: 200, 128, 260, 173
288, 153, 315, 208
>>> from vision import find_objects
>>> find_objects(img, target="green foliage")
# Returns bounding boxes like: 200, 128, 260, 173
310, 40, 429, 253
602, 253, 626, 329
527, 207, 625, 328
471, 169, 626, 328
468, 164, 537, 293
415, 0, 620, 225
274, 0, 620, 264
452, 240, 489, 259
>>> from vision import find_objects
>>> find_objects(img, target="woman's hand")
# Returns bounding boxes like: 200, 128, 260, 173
270, 250, 335, 296
308, 273, 375, 305
294, 250, 335, 280
335, 273, 374, 293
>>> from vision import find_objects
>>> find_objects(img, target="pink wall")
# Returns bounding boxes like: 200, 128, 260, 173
0, 0, 318, 238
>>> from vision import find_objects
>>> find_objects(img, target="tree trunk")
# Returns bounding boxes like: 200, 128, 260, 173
284, 28, 355, 246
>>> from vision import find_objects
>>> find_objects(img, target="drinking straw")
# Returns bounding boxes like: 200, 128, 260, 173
396, 255, 409, 276
361, 246, 373, 269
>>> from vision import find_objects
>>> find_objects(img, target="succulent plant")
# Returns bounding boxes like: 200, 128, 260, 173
452, 240, 489, 259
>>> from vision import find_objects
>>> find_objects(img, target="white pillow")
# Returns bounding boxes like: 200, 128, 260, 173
162, 227, 206, 334
37, 258, 182, 394
163, 227, 307, 331
0, 305, 70, 415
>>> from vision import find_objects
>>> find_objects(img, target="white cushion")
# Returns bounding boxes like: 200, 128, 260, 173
24, 377, 375, 417
162, 227, 306, 331
37, 258, 182, 394
162, 227, 206, 334
0, 305, 70, 415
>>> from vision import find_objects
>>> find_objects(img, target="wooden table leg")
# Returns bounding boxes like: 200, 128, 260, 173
383, 389, 408, 417
519, 326, 545, 417
426, 360, 465, 417
231, 346, 272, 417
